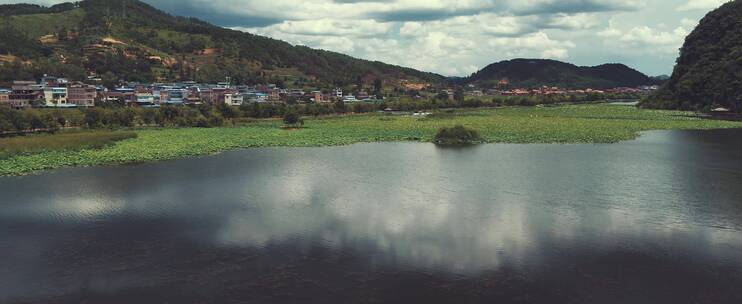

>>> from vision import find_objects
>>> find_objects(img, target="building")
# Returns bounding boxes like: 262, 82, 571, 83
343, 95, 358, 103
9, 81, 43, 108
242, 92, 267, 103
68, 84, 96, 107
312, 91, 325, 103
333, 88, 343, 99
161, 89, 187, 104
102, 91, 135, 104
356, 91, 370, 101
43, 87, 69, 107
224, 93, 244, 106
268, 89, 280, 102
0, 89, 10, 106
135, 93, 156, 106
200, 88, 237, 105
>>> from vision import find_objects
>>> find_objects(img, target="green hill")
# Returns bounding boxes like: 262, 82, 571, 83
465, 59, 656, 89
0, 0, 443, 87
642, 0, 742, 111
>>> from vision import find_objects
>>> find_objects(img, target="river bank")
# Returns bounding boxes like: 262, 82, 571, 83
1, 104, 741, 176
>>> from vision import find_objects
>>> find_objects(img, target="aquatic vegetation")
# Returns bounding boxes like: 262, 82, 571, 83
434, 125, 482, 145
1, 104, 741, 176
0, 131, 137, 160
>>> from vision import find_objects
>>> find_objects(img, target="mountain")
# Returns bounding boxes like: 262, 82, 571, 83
465, 59, 656, 89
0, 0, 443, 87
651, 75, 670, 82
642, 0, 742, 111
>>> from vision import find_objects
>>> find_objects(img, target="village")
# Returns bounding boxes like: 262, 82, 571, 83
0, 74, 658, 109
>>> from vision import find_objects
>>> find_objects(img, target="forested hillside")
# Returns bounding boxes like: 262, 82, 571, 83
642, 0, 742, 111
465, 59, 657, 89
0, 0, 443, 87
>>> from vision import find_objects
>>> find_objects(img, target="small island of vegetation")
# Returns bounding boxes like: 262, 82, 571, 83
434, 125, 482, 145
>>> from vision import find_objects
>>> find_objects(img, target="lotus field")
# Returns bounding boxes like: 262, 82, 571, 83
1, 104, 740, 176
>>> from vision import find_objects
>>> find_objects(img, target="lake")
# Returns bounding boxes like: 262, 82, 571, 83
2, 129, 742, 303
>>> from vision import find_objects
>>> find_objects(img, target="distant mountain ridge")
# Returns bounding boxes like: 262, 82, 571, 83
0, 0, 443, 86
465, 59, 657, 89
643, 0, 742, 111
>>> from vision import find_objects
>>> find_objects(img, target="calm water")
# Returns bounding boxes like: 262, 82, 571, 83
2, 129, 742, 303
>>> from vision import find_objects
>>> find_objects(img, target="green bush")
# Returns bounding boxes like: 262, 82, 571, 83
283, 111, 304, 127
434, 125, 482, 145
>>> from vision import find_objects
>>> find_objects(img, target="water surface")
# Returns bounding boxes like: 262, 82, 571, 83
2, 129, 742, 303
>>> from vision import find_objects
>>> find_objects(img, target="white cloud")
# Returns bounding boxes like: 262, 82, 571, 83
241, 19, 393, 38
597, 18, 696, 55
677, 0, 727, 11
541, 48, 570, 59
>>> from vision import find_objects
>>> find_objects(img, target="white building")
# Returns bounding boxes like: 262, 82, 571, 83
43, 87, 69, 107
136, 93, 156, 105
343, 95, 357, 103
224, 93, 244, 106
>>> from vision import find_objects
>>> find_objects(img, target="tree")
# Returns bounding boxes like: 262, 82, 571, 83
373, 78, 382, 95
282, 111, 303, 128
57, 27, 67, 41
216, 103, 239, 119
454, 88, 465, 102
434, 125, 482, 145
435, 92, 449, 100
101, 71, 118, 89
84, 108, 104, 128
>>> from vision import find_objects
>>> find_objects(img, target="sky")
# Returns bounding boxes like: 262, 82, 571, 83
5, 0, 731, 76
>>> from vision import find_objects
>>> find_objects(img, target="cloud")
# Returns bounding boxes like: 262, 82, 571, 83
249, 19, 394, 38
677, 0, 727, 11
597, 18, 696, 55
507, 0, 644, 15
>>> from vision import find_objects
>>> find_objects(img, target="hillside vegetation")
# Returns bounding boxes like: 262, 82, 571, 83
465, 59, 657, 89
642, 0, 742, 111
0, 0, 443, 87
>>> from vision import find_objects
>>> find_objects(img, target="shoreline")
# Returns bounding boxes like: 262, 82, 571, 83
2, 104, 742, 176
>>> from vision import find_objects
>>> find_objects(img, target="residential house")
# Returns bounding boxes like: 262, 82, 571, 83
200, 87, 237, 105
40, 75, 57, 87
243, 92, 268, 103
442, 89, 455, 101
10, 81, 43, 108
289, 89, 305, 98
224, 93, 244, 106
161, 89, 188, 104
198, 89, 214, 104
343, 95, 358, 103
268, 89, 281, 102
135, 93, 156, 106
102, 91, 136, 104
0, 89, 10, 106
184, 96, 202, 105
356, 91, 370, 101
43, 87, 69, 107
68, 84, 96, 107
312, 91, 326, 103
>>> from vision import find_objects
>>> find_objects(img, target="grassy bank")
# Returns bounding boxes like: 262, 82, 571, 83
1, 104, 741, 176
0, 131, 137, 160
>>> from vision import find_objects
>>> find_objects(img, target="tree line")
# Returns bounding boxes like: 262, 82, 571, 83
0, 91, 638, 135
